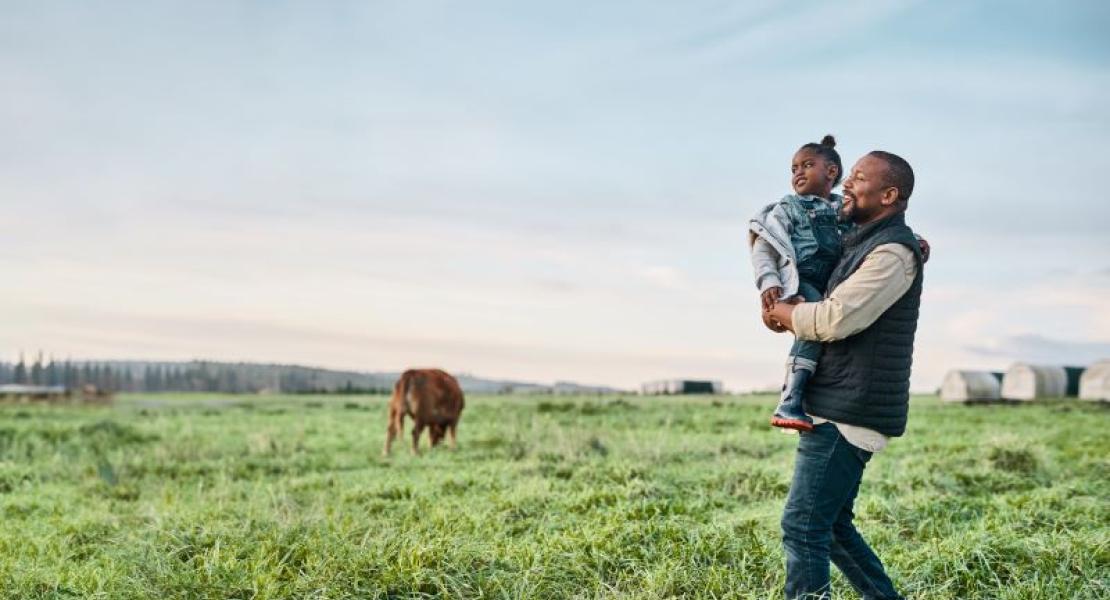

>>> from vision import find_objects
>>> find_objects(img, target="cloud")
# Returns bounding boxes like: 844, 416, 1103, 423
668, 0, 921, 64
2, 2, 1108, 393
1, 301, 772, 390
965, 334, 1110, 366
638, 265, 689, 290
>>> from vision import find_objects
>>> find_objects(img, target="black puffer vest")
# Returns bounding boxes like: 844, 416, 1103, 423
804, 212, 924, 437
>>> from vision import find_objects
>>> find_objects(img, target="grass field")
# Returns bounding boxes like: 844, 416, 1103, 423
0, 393, 1105, 599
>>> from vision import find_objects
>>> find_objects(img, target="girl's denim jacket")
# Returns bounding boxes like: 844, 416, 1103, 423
748, 194, 849, 298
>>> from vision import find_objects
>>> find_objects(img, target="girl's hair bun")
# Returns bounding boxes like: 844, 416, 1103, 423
820, 134, 836, 148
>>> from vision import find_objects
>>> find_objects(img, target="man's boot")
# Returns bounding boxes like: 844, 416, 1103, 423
771, 367, 814, 432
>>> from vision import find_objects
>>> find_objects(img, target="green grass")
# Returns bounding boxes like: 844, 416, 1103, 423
0, 393, 1106, 599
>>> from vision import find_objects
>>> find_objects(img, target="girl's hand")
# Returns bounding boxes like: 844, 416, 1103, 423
761, 286, 783, 311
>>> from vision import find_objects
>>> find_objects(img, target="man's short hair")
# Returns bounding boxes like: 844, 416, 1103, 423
868, 151, 914, 203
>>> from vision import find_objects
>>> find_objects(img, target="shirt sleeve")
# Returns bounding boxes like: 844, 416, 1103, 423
792, 243, 918, 342
750, 237, 783, 292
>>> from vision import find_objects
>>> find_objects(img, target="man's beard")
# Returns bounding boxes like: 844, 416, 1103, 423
838, 202, 852, 224
840, 195, 877, 224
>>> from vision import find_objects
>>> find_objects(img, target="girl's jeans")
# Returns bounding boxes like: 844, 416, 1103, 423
789, 280, 826, 367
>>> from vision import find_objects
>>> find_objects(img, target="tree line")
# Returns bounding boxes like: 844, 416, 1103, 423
0, 354, 392, 394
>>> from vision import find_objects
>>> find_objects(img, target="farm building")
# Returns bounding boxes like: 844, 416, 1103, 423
1000, 363, 1085, 400
1079, 360, 1110, 401
0, 384, 68, 402
940, 370, 1003, 402
641, 379, 722, 395
0, 384, 112, 404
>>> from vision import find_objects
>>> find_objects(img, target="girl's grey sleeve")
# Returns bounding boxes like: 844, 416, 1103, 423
750, 237, 782, 292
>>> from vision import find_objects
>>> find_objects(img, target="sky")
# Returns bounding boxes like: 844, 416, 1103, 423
2, 1, 1109, 391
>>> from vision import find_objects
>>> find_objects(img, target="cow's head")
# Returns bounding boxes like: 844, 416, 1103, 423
429, 423, 446, 446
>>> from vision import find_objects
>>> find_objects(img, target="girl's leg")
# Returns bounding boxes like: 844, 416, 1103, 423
772, 354, 815, 431
771, 282, 825, 431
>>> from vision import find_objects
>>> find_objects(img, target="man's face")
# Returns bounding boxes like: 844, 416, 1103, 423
841, 155, 894, 224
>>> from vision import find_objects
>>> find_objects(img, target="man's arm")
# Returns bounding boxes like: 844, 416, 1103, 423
767, 244, 917, 342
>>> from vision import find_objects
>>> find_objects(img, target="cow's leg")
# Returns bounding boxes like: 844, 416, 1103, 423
383, 407, 403, 456
447, 422, 458, 449
410, 422, 425, 455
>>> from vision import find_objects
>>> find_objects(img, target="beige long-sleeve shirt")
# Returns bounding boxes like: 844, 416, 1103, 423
791, 243, 918, 343
789, 242, 919, 452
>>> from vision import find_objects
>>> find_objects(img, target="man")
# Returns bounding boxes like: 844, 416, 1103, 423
763, 150, 924, 600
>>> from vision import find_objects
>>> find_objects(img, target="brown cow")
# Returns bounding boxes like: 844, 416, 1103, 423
383, 368, 465, 456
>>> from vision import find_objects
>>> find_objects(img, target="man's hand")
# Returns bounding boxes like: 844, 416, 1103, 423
918, 237, 931, 263
763, 297, 800, 333
762, 309, 788, 332
761, 286, 783, 311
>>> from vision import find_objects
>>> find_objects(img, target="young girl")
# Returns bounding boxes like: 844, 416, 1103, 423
749, 135, 847, 431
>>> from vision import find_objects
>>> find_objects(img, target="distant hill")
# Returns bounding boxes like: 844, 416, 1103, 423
0, 358, 623, 395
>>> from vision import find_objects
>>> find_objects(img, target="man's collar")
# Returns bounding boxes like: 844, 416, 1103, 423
843, 211, 906, 246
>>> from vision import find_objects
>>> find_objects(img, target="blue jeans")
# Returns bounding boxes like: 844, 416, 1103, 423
789, 280, 825, 365
782, 424, 901, 600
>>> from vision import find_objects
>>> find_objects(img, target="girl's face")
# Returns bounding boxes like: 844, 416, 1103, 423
791, 148, 837, 197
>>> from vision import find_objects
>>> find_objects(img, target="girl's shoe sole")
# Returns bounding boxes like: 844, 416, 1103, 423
770, 417, 814, 432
